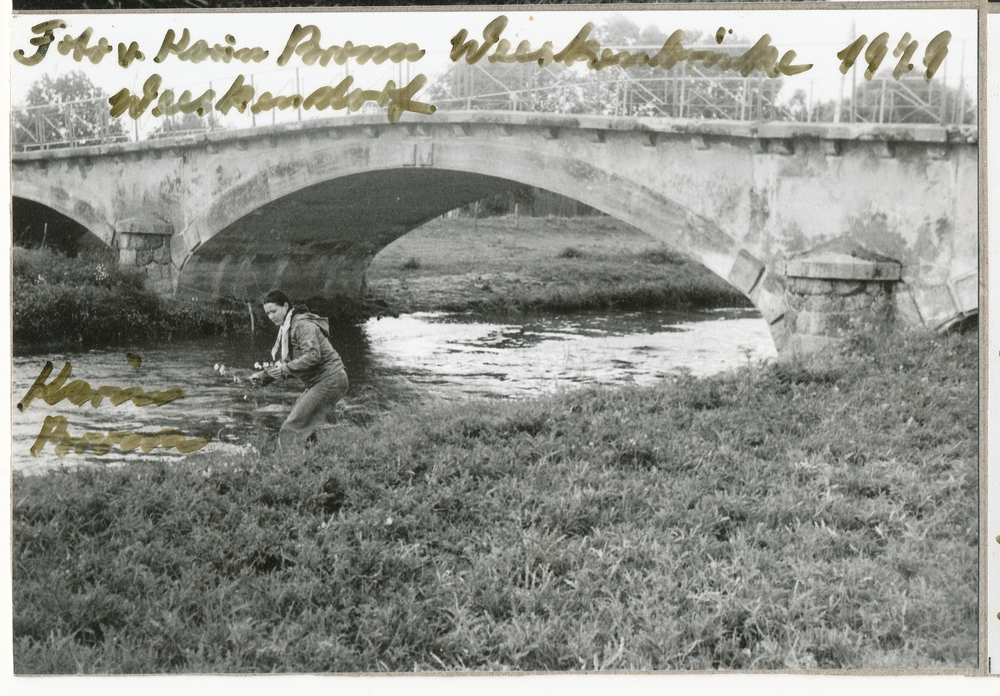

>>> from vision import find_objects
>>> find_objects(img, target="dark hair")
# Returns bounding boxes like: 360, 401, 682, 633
262, 289, 291, 307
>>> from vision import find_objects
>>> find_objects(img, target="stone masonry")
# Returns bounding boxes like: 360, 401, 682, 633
115, 217, 174, 295
781, 250, 901, 355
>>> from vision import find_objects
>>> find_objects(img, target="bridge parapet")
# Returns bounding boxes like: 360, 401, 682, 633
10, 111, 978, 164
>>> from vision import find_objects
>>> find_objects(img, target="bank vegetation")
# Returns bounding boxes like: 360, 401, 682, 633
13, 327, 978, 673
13, 216, 748, 354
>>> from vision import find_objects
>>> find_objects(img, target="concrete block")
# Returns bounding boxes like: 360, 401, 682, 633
787, 278, 833, 295
803, 295, 836, 312
727, 249, 765, 295
794, 310, 828, 335
826, 312, 855, 333
950, 272, 978, 315
750, 271, 787, 323
784, 293, 805, 311
768, 314, 792, 355
909, 283, 959, 329
783, 252, 900, 281
788, 334, 840, 357
119, 234, 142, 250
115, 217, 174, 236
842, 292, 876, 311
833, 280, 865, 296
807, 294, 869, 312
894, 284, 923, 328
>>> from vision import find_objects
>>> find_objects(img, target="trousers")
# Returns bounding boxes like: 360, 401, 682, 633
279, 369, 349, 450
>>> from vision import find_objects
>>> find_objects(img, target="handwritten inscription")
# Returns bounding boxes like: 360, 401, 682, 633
276, 24, 424, 67
31, 415, 211, 458
837, 31, 950, 81
12, 19, 67, 67
18, 358, 211, 459
109, 72, 435, 123
450, 16, 812, 77
11, 15, 959, 125
154, 28, 269, 64
18, 360, 186, 411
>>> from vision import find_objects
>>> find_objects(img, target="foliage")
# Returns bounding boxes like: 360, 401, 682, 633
12, 246, 233, 352
12, 328, 977, 672
15, 70, 125, 148
26, 71, 106, 107
367, 217, 749, 314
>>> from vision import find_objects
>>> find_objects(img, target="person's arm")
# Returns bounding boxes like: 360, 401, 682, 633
282, 322, 324, 375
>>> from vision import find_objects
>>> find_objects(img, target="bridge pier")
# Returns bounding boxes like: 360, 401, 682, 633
779, 250, 901, 356
114, 217, 174, 295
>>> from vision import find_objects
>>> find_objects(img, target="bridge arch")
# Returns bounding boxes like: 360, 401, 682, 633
12, 182, 115, 248
174, 127, 787, 346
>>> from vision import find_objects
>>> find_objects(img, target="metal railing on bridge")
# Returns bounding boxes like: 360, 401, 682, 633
11, 40, 975, 152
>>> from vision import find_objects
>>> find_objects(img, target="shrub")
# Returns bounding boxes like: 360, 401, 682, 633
12, 246, 231, 352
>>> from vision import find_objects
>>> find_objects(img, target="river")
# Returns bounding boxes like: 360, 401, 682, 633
11, 307, 775, 474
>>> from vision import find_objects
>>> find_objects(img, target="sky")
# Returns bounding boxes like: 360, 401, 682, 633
9, 8, 978, 132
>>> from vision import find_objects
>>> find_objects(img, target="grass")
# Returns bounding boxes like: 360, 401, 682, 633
12, 327, 978, 673
366, 216, 748, 314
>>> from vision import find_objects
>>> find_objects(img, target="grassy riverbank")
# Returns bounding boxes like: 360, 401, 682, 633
366, 216, 749, 313
12, 246, 235, 353
12, 327, 977, 673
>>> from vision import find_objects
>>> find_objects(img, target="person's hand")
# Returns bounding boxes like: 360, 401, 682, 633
266, 364, 285, 380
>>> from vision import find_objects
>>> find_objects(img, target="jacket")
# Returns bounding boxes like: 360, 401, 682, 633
275, 311, 346, 388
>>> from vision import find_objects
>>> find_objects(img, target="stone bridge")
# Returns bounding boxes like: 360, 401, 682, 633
12, 111, 977, 355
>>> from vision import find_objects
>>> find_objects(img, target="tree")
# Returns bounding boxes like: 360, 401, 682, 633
26, 70, 106, 107
15, 70, 125, 149
592, 14, 642, 47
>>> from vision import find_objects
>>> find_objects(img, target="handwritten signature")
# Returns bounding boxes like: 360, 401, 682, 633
18, 359, 211, 458
18, 360, 186, 411
109, 72, 436, 123
31, 415, 211, 458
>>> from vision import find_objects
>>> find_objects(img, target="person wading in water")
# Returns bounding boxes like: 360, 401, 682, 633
251, 290, 349, 450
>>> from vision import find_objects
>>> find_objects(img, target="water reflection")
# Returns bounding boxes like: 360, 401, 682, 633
12, 307, 774, 474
